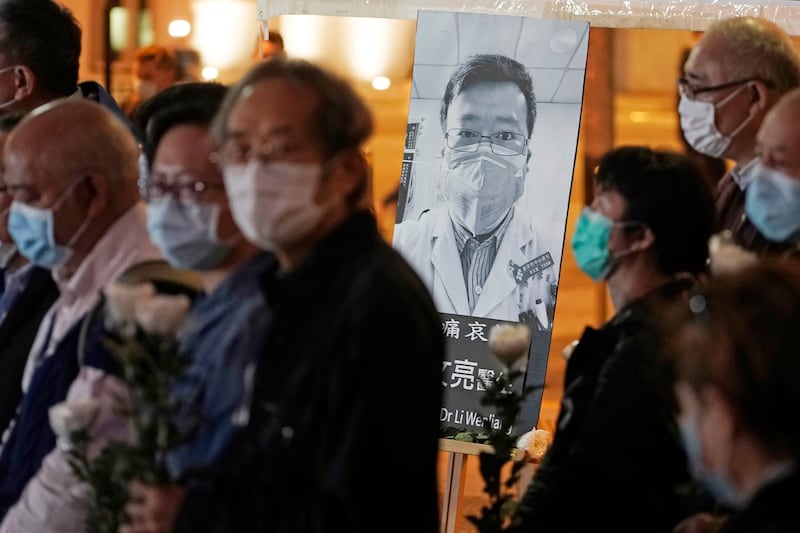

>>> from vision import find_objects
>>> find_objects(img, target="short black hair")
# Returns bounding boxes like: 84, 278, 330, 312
140, 82, 228, 168
133, 82, 227, 145
0, 0, 81, 96
440, 53, 536, 137
595, 146, 717, 276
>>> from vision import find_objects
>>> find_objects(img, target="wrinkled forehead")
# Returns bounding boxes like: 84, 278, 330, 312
684, 36, 736, 83
226, 79, 317, 142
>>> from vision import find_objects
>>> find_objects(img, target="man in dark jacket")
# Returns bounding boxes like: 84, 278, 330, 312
511, 146, 718, 532
0, 113, 58, 436
122, 59, 445, 533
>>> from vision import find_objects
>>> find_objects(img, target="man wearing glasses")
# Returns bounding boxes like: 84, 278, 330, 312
678, 16, 800, 254
394, 53, 557, 324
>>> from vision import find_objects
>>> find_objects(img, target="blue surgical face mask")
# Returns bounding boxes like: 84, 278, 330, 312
679, 418, 745, 509
570, 207, 639, 282
7, 177, 90, 269
745, 162, 800, 243
146, 197, 235, 270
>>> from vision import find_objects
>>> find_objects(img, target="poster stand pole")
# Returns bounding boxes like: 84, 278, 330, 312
438, 439, 493, 533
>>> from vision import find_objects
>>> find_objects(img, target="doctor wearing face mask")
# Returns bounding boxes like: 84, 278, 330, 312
393, 54, 558, 323
678, 16, 800, 255
744, 87, 800, 259
668, 261, 800, 533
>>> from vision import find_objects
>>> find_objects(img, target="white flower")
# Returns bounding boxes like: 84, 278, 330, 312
488, 323, 531, 367
133, 293, 192, 337
562, 339, 580, 361
103, 282, 156, 329
708, 231, 758, 276
49, 400, 100, 440
515, 427, 552, 462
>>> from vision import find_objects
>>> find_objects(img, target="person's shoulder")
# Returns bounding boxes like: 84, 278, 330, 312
393, 207, 444, 243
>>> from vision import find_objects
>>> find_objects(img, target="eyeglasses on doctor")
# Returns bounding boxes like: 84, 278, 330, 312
445, 128, 528, 156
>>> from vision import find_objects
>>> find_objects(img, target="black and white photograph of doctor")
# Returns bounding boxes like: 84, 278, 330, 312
393, 12, 588, 324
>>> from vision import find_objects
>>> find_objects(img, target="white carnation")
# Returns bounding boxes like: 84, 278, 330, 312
133, 294, 191, 337
49, 400, 100, 440
103, 282, 156, 329
708, 232, 758, 276
488, 324, 531, 366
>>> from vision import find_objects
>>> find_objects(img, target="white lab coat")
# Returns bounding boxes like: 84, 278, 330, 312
393, 206, 558, 323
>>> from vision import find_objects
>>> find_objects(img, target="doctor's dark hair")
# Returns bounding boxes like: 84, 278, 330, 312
595, 146, 716, 276
0, 0, 81, 97
440, 54, 536, 137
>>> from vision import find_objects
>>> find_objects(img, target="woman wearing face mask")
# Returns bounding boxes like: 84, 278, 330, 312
667, 260, 800, 533
511, 146, 718, 533
118, 82, 279, 532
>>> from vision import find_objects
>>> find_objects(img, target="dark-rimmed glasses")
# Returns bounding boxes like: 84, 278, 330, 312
445, 128, 527, 156
676, 76, 773, 100
141, 180, 225, 202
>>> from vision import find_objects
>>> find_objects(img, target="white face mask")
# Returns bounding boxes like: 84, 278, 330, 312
222, 159, 332, 252
444, 149, 524, 236
678, 84, 753, 158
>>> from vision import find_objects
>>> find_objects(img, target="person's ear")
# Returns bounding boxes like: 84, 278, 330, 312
628, 225, 655, 252
82, 173, 108, 219
10, 65, 35, 101
318, 149, 365, 203
748, 80, 771, 113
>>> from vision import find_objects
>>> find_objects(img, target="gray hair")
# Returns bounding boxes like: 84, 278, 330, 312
706, 17, 800, 93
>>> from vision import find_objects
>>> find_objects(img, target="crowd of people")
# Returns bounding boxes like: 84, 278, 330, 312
0, 0, 796, 532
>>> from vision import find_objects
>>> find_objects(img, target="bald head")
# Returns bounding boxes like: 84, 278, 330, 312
697, 17, 800, 94
5, 98, 140, 210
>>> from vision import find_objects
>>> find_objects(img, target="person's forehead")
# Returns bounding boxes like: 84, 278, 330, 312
226, 78, 316, 137
136, 60, 158, 78
757, 105, 800, 161
592, 185, 627, 215
153, 126, 218, 173
446, 81, 528, 130
684, 36, 734, 82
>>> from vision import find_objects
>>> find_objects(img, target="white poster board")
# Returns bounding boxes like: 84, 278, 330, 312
392, 10, 588, 436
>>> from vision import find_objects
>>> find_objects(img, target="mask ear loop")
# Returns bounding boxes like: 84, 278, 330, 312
606, 221, 651, 268
714, 83, 756, 140
56, 175, 95, 254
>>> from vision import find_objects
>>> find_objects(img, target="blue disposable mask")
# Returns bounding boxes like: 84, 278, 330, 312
745, 162, 800, 243
679, 419, 745, 509
146, 197, 234, 270
7, 177, 90, 269
571, 207, 639, 282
